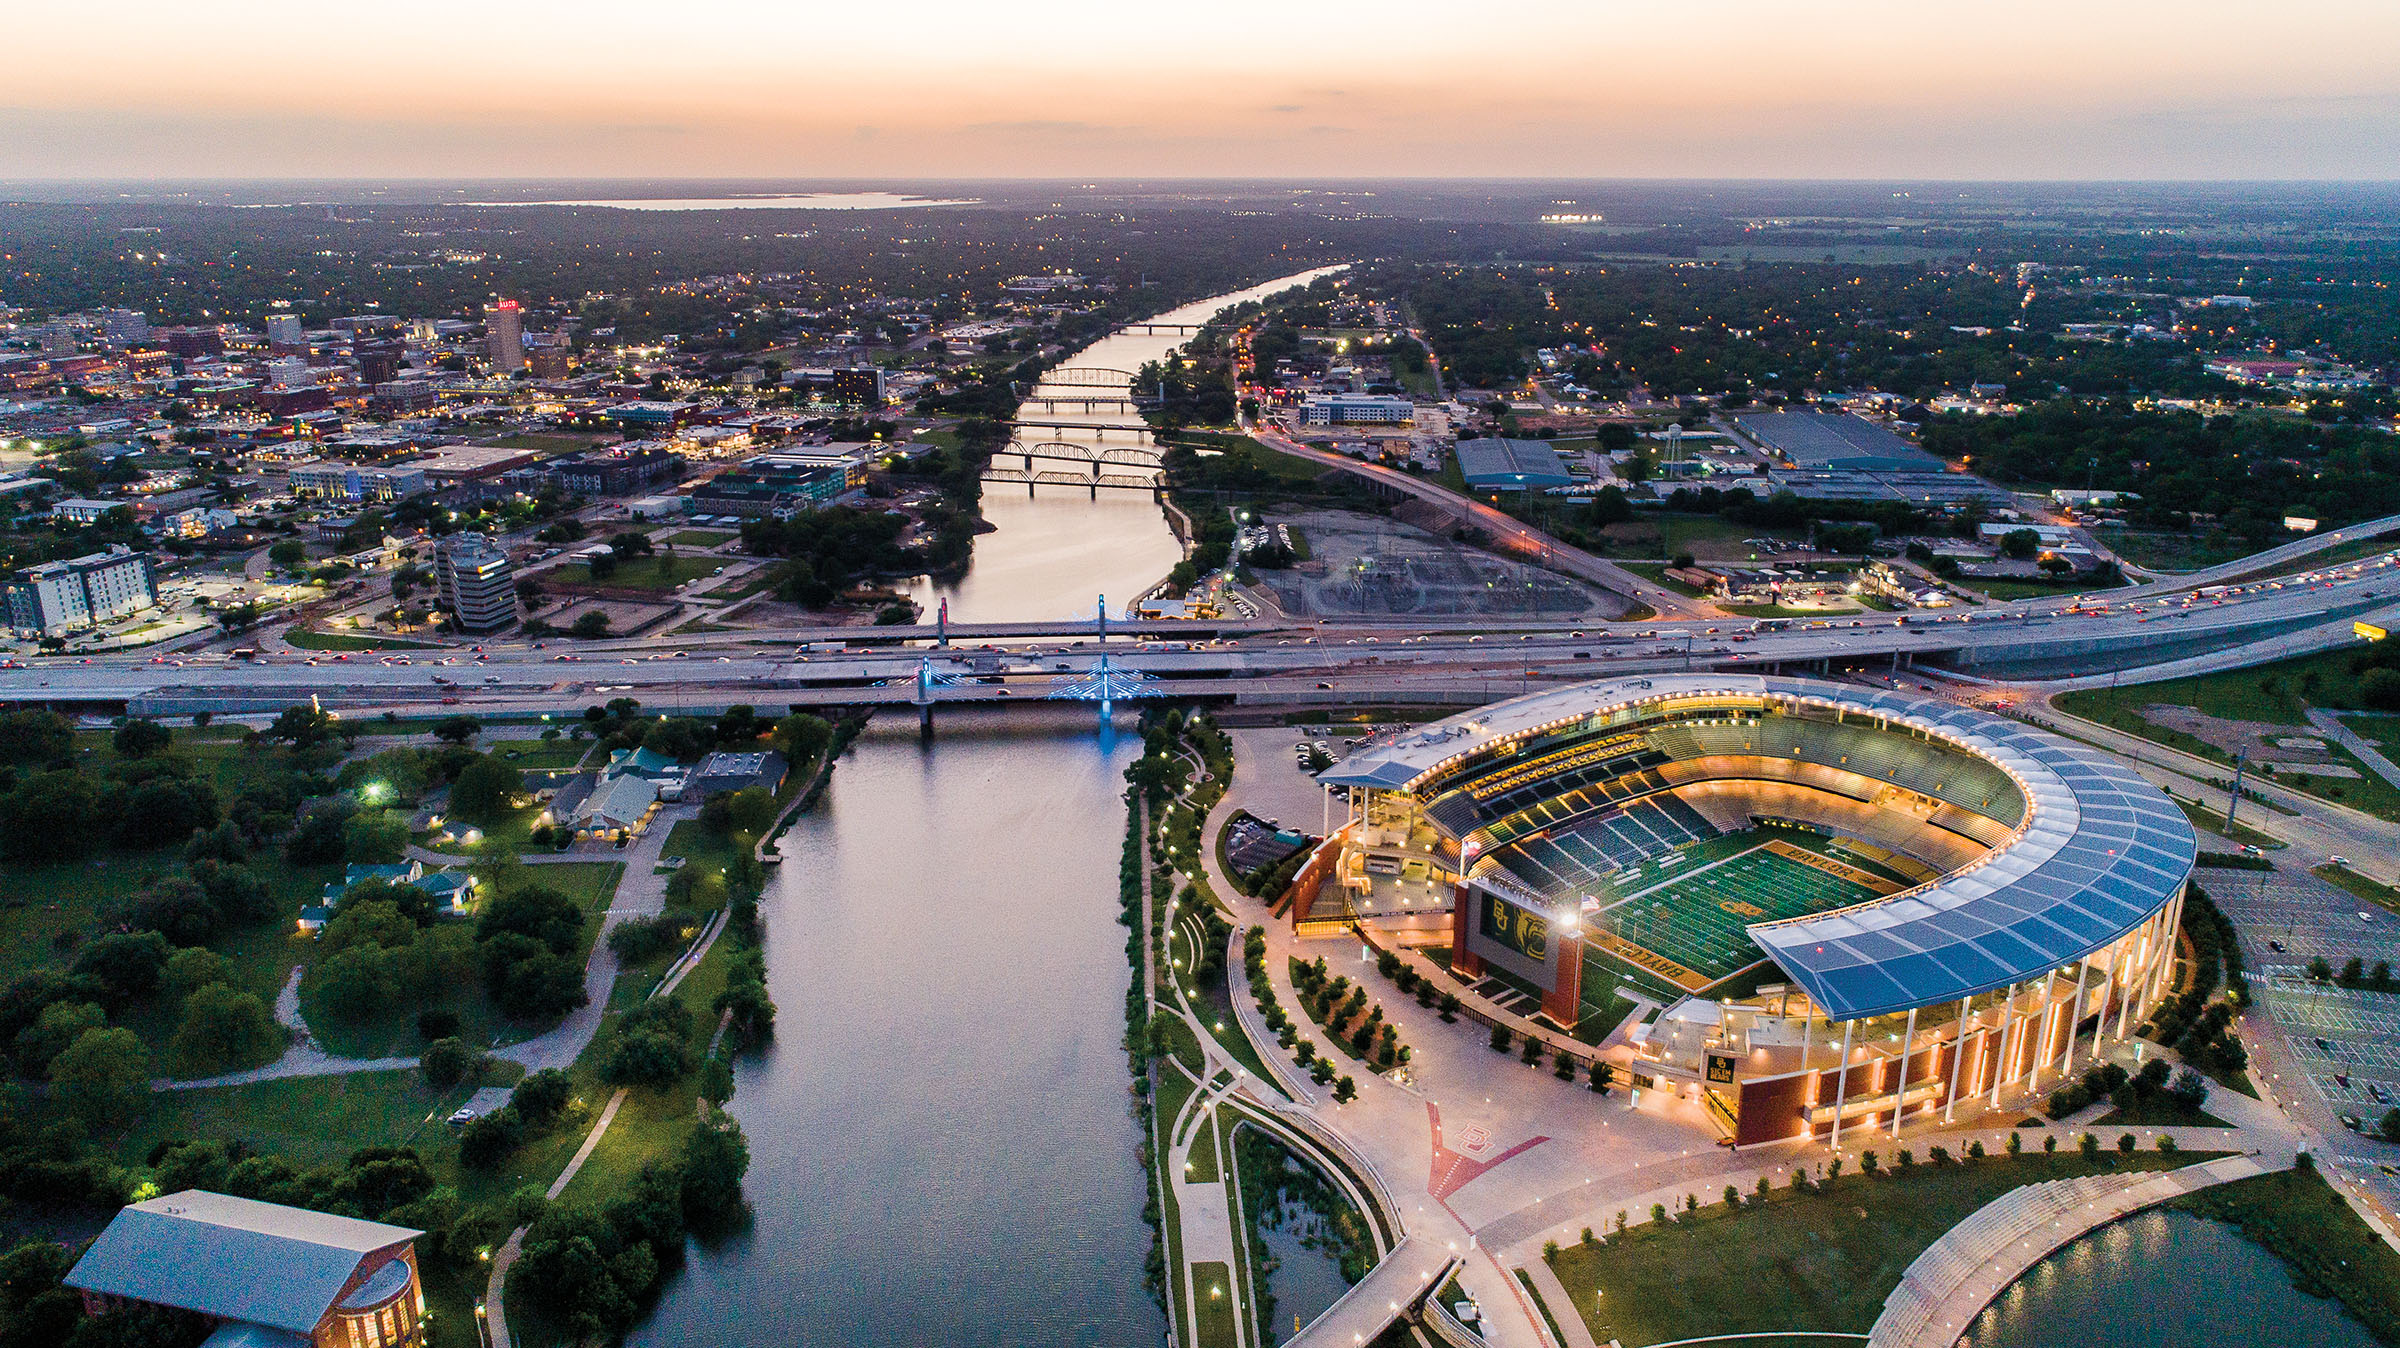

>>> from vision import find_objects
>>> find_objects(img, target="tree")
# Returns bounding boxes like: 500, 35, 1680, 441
111, 718, 172, 760
1332, 1075, 1358, 1103
341, 810, 409, 865
16, 1000, 106, 1078
1999, 528, 2041, 560
680, 1122, 751, 1229
163, 947, 233, 1000
117, 778, 221, 851
0, 772, 103, 863
511, 1068, 574, 1126
166, 983, 284, 1077
0, 1237, 85, 1348
571, 610, 613, 638
312, 946, 398, 1020
431, 715, 483, 746
50, 1026, 149, 1128
0, 710, 72, 766
459, 1107, 526, 1170
420, 1037, 484, 1088
268, 540, 307, 567
72, 932, 173, 1008
321, 898, 417, 956
478, 885, 585, 955
448, 754, 521, 825
266, 704, 336, 749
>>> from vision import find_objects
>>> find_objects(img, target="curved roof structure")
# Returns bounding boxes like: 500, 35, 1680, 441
1322, 674, 2196, 1021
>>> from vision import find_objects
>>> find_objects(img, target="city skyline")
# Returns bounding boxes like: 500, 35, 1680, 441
8, 0, 2400, 181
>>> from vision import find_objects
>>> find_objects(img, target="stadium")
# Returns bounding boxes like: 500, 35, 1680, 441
1305, 674, 2197, 1146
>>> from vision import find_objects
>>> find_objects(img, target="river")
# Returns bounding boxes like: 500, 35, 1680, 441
904, 266, 1346, 623
1959, 1207, 2379, 1348
636, 271, 1340, 1347
634, 713, 1158, 1347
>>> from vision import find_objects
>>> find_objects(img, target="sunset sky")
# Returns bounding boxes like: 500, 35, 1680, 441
7, 0, 2398, 180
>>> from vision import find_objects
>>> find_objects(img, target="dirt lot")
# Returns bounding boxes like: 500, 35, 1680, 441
1253, 508, 1632, 619
2141, 705, 2360, 777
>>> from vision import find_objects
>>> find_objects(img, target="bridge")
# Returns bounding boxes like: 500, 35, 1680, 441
1022, 394, 1143, 413
1041, 366, 1138, 391
1121, 322, 1205, 335
1003, 418, 1156, 440
1003, 440, 1164, 471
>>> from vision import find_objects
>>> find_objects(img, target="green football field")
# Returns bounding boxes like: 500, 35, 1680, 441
1591, 832, 1899, 985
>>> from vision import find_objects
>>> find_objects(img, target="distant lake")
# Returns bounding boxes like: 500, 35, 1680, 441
466, 192, 980, 211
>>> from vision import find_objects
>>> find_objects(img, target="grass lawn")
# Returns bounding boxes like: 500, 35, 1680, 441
1172, 430, 1329, 482
1545, 1151, 2210, 1346
548, 555, 724, 592
479, 433, 597, 454
2170, 1165, 2400, 1343
486, 738, 589, 771
122, 1069, 477, 1176
659, 529, 736, 548
2057, 648, 2370, 730
2108, 531, 2265, 572
2312, 863, 2400, 916
286, 630, 442, 651
657, 819, 746, 877
1973, 576, 2129, 602
2174, 797, 2286, 850
1191, 1261, 1238, 1348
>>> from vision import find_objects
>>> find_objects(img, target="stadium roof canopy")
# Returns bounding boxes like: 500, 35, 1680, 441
1321, 674, 2197, 1021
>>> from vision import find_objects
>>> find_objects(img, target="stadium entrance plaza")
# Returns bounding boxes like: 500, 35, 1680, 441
1200, 722, 2280, 1348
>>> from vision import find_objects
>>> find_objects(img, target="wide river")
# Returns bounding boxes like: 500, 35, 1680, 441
905, 266, 1345, 624
637, 269, 1339, 1346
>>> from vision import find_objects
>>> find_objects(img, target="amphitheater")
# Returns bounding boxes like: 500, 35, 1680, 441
1312, 674, 2199, 1146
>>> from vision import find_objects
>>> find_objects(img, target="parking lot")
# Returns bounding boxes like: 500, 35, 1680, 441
2205, 863, 2400, 1125
2204, 863, 2392, 966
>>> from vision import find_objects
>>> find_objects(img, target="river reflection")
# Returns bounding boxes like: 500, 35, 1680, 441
634, 711, 1162, 1346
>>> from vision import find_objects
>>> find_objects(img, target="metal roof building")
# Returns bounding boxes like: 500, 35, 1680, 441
1320, 673, 2195, 1022
66, 1190, 423, 1346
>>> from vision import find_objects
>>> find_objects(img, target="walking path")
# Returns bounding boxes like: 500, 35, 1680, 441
152, 967, 417, 1090
1867, 1154, 2277, 1348
2305, 707, 2400, 792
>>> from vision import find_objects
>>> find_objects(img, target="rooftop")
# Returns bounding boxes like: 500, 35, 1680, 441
65, 1190, 419, 1335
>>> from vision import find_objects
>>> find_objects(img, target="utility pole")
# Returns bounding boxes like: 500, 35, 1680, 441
2226, 750, 2249, 833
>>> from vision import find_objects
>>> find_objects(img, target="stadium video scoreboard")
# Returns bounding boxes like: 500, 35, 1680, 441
1480, 892, 1550, 960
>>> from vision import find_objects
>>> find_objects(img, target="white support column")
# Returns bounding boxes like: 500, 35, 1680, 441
1944, 995, 1971, 1123
1829, 1019, 1855, 1150
1321, 782, 1331, 839
1989, 982, 2018, 1109
2061, 959, 2092, 1075
2026, 979, 2060, 1090
1892, 1005, 1918, 1138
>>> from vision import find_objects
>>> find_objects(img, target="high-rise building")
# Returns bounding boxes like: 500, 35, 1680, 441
526, 339, 573, 380
485, 300, 525, 372
265, 313, 305, 350
39, 321, 78, 357
2, 546, 159, 634
434, 532, 517, 633
101, 309, 149, 343
355, 341, 404, 386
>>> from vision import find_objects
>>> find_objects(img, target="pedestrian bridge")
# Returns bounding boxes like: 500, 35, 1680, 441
1285, 1236, 1457, 1348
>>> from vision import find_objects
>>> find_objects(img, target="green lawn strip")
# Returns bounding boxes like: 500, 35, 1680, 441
1155, 1000, 1207, 1077
1153, 1060, 1201, 1348
1972, 577, 2129, 601
547, 555, 725, 592
285, 630, 443, 651
658, 530, 736, 548
0, 847, 185, 983
1513, 1268, 1569, 1348
657, 819, 746, 877
2169, 1164, 2400, 1344
486, 738, 589, 771
548, 914, 737, 1209
124, 1069, 474, 1177
1186, 1107, 1221, 1183
2173, 797, 2287, 850
1173, 916, 1283, 1095
1192, 1261, 1240, 1348
2312, 863, 2400, 917
2108, 531, 2265, 572
1545, 1151, 2214, 1346
2093, 1098, 2230, 1128
2057, 647, 2376, 730
2221, 532, 2400, 582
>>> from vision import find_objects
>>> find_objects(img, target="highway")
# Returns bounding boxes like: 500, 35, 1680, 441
8, 539, 2398, 717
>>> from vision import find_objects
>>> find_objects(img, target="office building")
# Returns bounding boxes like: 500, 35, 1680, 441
290, 463, 428, 503
66, 1190, 426, 1348
40, 321, 79, 357
101, 309, 149, 343
3, 546, 159, 634
435, 532, 517, 633
485, 299, 525, 372
1299, 393, 1415, 426
266, 313, 306, 350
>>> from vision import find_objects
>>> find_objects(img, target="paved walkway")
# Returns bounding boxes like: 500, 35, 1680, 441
1868, 1154, 2276, 1348
2305, 707, 2400, 791
153, 966, 417, 1090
